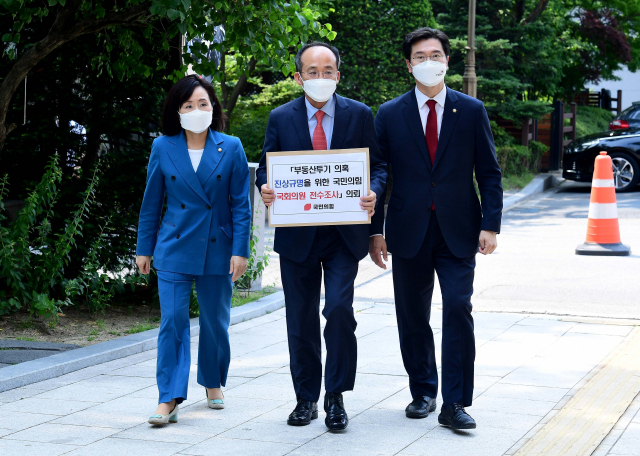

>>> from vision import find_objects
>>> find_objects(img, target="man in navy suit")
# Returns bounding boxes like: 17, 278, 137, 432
370, 28, 503, 430
256, 42, 387, 431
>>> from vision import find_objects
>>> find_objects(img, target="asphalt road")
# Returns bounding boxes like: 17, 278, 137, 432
261, 181, 640, 320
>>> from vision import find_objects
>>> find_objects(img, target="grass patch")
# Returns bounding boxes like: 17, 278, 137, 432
503, 172, 535, 191
231, 288, 276, 308
125, 321, 158, 334
573, 106, 613, 138
16, 336, 37, 341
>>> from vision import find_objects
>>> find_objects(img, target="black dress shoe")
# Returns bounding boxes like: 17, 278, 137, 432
287, 400, 318, 426
405, 396, 437, 419
438, 403, 476, 430
324, 392, 348, 431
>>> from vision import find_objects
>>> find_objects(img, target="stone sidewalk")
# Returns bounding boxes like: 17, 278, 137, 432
0, 302, 638, 456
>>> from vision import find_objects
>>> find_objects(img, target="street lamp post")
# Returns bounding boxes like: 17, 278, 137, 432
462, 0, 477, 98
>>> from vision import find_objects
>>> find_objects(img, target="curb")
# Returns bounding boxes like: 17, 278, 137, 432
0, 291, 285, 393
503, 173, 562, 212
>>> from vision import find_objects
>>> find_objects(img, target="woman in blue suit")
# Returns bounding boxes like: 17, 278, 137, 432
135, 75, 251, 424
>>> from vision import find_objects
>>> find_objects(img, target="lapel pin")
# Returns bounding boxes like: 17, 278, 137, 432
453, 109, 457, 113
218, 147, 222, 152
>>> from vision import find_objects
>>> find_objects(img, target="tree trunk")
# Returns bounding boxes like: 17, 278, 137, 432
521, 0, 551, 25
224, 56, 257, 123
0, 1, 149, 152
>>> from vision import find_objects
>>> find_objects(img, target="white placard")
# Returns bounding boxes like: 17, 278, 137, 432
266, 148, 370, 227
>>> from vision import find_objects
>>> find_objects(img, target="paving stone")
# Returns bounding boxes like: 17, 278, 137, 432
289, 422, 427, 455
5, 422, 119, 445
51, 396, 155, 429
399, 424, 528, 456
111, 418, 230, 445
223, 372, 296, 400
0, 439, 78, 456
514, 318, 576, 331
218, 420, 328, 445
63, 436, 190, 456
1, 307, 636, 456
609, 422, 640, 455
0, 409, 56, 430
400, 435, 517, 456
469, 409, 544, 431
0, 386, 46, 403
179, 395, 288, 426
229, 342, 291, 368
0, 397, 99, 415
568, 323, 634, 337
34, 384, 131, 403
350, 407, 440, 430
226, 362, 281, 378
249, 400, 299, 423
107, 364, 157, 378
356, 360, 409, 377
77, 374, 156, 391
179, 436, 298, 455
472, 395, 557, 417
481, 382, 569, 403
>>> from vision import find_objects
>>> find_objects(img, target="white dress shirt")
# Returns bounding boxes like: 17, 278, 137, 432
188, 149, 204, 172
415, 85, 446, 137
305, 94, 336, 149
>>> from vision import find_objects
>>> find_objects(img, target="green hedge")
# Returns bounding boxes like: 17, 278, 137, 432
574, 106, 613, 138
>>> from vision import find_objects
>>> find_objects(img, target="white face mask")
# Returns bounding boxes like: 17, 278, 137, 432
411, 60, 447, 87
301, 77, 337, 102
178, 108, 212, 134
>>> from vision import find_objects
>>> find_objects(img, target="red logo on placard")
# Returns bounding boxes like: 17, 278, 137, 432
304, 204, 311, 211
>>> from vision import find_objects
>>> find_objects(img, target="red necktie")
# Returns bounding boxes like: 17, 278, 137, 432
312, 111, 327, 150
426, 99, 438, 210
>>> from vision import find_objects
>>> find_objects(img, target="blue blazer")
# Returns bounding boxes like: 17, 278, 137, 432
372, 87, 503, 259
136, 129, 251, 275
256, 94, 388, 263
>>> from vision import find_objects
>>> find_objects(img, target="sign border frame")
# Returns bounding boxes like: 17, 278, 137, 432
266, 148, 371, 228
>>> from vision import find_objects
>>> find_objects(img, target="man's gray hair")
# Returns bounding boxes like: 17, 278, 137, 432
295, 41, 341, 73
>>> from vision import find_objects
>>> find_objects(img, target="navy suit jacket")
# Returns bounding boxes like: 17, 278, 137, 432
256, 94, 387, 263
136, 129, 251, 275
372, 87, 503, 259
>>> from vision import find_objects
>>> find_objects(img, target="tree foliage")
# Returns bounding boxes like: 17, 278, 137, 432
323, 0, 436, 110
433, 0, 638, 114
0, 0, 333, 150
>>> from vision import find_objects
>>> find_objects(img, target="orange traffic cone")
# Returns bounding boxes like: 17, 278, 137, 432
576, 151, 630, 256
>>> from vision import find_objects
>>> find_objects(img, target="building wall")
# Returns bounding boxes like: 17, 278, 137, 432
586, 67, 640, 111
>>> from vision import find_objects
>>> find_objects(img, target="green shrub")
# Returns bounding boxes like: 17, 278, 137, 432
496, 140, 548, 178
574, 106, 613, 138
229, 79, 303, 162
0, 155, 147, 318
490, 120, 516, 148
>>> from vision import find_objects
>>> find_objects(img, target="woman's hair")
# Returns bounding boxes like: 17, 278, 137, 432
161, 74, 226, 136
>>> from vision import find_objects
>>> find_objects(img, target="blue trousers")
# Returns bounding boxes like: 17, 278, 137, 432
156, 270, 232, 404
392, 212, 476, 407
280, 226, 359, 403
